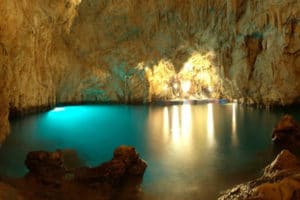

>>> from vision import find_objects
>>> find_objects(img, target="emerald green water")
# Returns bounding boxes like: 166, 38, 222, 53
0, 103, 297, 199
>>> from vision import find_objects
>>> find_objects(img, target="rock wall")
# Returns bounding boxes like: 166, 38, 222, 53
221, 0, 300, 106
1, 0, 300, 142
66, 0, 300, 105
0, 0, 82, 142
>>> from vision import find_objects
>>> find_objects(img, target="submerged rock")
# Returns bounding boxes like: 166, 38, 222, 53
272, 115, 300, 147
218, 150, 300, 200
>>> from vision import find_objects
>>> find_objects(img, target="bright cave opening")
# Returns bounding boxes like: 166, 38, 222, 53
146, 51, 220, 101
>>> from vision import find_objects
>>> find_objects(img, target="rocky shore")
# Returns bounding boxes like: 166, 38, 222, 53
219, 115, 300, 200
219, 149, 300, 200
0, 145, 147, 200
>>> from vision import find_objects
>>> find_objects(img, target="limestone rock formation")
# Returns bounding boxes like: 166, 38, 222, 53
272, 115, 300, 147
2, 0, 300, 141
0, 0, 83, 142
218, 150, 300, 200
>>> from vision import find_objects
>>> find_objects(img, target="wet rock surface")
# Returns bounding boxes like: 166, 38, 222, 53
218, 150, 300, 200
7, 145, 147, 200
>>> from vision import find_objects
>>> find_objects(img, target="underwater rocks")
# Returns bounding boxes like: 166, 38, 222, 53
25, 145, 147, 186
218, 150, 300, 200
272, 115, 300, 148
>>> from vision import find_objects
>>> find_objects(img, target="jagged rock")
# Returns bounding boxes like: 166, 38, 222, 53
218, 150, 300, 200
25, 150, 65, 176
25, 150, 66, 185
272, 115, 300, 147
113, 145, 147, 176
75, 145, 147, 185
25, 149, 84, 178
264, 150, 300, 176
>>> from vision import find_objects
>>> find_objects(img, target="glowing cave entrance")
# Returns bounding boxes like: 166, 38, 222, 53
146, 52, 220, 101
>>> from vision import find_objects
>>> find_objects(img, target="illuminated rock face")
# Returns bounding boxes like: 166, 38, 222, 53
1, 0, 300, 141
66, 0, 300, 104
0, 0, 82, 143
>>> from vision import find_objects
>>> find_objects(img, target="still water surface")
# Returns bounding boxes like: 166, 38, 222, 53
0, 103, 298, 199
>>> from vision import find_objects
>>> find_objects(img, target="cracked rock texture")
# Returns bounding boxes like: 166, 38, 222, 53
1, 0, 300, 141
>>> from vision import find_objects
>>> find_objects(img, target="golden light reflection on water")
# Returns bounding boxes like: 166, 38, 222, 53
148, 103, 219, 156
163, 107, 169, 141
162, 104, 193, 147
181, 103, 192, 138
231, 103, 238, 146
207, 103, 215, 147
142, 103, 280, 199
171, 106, 180, 143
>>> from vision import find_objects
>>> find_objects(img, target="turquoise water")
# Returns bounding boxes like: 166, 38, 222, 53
0, 103, 298, 199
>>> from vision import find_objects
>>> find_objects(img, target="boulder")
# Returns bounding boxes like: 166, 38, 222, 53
25, 150, 66, 179
272, 115, 300, 147
113, 145, 147, 176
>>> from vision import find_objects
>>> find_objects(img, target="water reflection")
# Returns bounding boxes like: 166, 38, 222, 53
181, 103, 192, 137
148, 103, 248, 155
162, 104, 193, 148
163, 107, 169, 140
171, 106, 180, 143
149, 103, 217, 154
207, 103, 215, 147
232, 103, 238, 146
